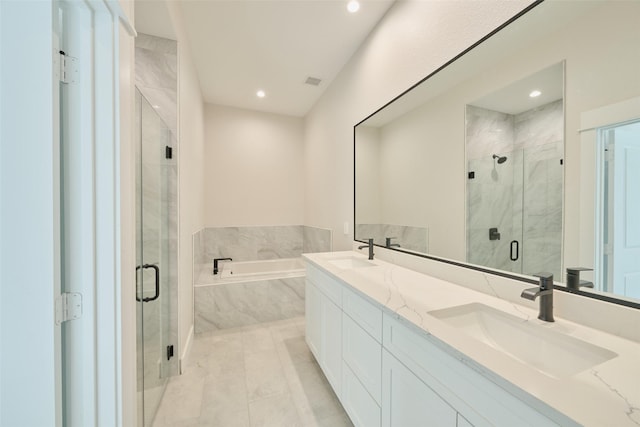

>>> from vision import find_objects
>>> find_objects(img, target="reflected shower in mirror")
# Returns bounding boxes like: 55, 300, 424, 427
466, 63, 564, 279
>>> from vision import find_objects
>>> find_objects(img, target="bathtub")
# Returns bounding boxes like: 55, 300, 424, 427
194, 257, 306, 333
220, 257, 305, 279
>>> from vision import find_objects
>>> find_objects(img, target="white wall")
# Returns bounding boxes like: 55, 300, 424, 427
354, 126, 381, 224
304, 0, 533, 251
204, 104, 304, 227
165, 2, 206, 364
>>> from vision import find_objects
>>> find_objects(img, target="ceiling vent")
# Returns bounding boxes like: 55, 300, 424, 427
305, 76, 322, 86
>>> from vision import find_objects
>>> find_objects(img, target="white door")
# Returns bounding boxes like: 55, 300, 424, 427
606, 121, 640, 298
0, 2, 62, 425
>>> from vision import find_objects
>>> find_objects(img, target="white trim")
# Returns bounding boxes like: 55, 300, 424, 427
180, 325, 195, 374
103, 0, 137, 37
579, 97, 640, 132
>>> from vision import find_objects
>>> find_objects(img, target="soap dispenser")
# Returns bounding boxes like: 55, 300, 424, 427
566, 267, 594, 290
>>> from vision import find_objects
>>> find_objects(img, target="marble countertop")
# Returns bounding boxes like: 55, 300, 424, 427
303, 251, 640, 427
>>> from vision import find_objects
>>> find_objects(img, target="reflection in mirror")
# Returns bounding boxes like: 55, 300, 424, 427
466, 62, 564, 279
354, 0, 640, 306
597, 120, 640, 300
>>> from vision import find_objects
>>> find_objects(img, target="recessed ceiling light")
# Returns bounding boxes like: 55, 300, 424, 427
529, 90, 542, 98
152, 105, 160, 109
256, 90, 266, 98
347, 0, 360, 13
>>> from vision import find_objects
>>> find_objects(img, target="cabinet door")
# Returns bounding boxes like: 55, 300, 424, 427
322, 296, 342, 395
382, 350, 457, 427
305, 281, 321, 359
342, 363, 381, 427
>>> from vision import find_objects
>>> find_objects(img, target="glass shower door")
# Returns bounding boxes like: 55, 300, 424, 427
466, 149, 524, 274
466, 143, 563, 278
136, 89, 179, 427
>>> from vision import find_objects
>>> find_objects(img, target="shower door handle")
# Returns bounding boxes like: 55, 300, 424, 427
510, 240, 519, 261
135, 264, 160, 302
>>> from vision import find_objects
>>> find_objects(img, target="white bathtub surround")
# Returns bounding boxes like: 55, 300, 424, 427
192, 225, 330, 334
194, 225, 332, 267
355, 223, 428, 253
303, 225, 334, 253
306, 250, 640, 426
194, 277, 305, 333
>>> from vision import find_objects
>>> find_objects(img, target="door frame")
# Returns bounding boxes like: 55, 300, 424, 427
580, 97, 640, 292
0, 1, 136, 425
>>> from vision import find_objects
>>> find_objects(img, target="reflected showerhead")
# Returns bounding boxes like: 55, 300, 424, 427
493, 154, 507, 164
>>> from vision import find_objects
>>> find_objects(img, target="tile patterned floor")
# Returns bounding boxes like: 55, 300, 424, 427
151, 317, 353, 427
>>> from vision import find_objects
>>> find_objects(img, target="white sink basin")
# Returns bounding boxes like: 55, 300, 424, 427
327, 257, 376, 270
429, 303, 617, 378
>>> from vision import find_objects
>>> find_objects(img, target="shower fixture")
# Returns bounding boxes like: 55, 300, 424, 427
492, 154, 507, 164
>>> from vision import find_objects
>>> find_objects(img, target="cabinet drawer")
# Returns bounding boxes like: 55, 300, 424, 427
343, 313, 382, 404
343, 286, 382, 342
306, 263, 342, 306
342, 362, 381, 427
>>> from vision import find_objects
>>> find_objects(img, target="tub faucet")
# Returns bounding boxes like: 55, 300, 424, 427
385, 237, 401, 248
521, 272, 554, 322
358, 238, 374, 260
213, 257, 232, 275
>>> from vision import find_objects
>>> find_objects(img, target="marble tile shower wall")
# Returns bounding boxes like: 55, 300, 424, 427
135, 33, 177, 134
356, 224, 429, 253
194, 225, 332, 267
466, 101, 563, 278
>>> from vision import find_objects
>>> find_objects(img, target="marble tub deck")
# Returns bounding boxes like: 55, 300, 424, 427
152, 317, 352, 427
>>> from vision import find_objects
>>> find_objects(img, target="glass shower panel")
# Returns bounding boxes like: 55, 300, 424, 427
136, 88, 178, 427
521, 142, 563, 279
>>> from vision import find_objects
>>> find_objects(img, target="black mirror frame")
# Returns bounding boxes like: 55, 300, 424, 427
352, 0, 640, 310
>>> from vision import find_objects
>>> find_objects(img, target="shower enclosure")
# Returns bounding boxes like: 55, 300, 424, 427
466, 142, 563, 278
135, 89, 179, 426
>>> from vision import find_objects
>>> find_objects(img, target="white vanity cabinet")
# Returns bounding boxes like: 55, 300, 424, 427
341, 287, 383, 427
305, 264, 343, 395
305, 260, 571, 427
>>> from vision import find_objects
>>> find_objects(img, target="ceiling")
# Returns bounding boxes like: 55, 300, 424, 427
470, 62, 564, 115
135, 0, 395, 117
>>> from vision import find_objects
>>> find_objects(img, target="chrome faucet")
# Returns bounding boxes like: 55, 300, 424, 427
521, 272, 555, 322
213, 257, 232, 275
358, 238, 374, 260
385, 237, 401, 248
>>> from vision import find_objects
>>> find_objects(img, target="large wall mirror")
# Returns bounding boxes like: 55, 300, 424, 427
355, 0, 640, 307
